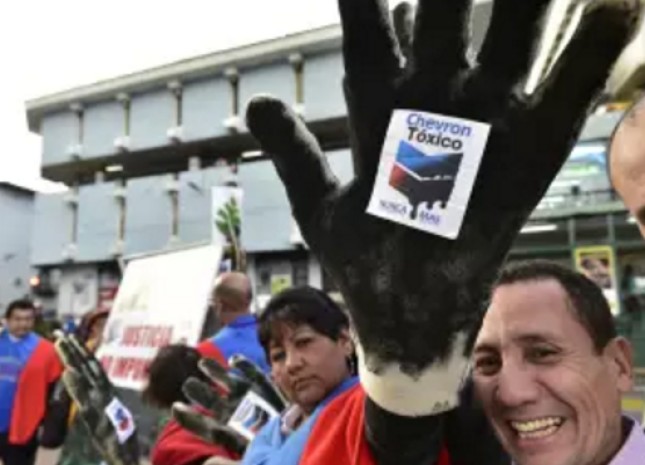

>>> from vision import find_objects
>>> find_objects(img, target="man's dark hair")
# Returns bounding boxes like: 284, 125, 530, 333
5, 299, 36, 319
142, 344, 207, 409
258, 286, 349, 355
493, 260, 616, 352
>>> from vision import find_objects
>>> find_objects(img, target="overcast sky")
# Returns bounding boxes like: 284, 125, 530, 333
0, 0, 410, 191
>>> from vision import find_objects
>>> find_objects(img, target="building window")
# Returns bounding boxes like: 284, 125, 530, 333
78, 111, 84, 145
225, 67, 240, 116
289, 53, 304, 107
124, 99, 131, 135
292, 258, 309, 287
70, 102, 84, 147
116, 93, 131, 138
170, 174, 180, 239
69, 185, 79, 244
116, 179, 126, 242
168, 80, 183, 126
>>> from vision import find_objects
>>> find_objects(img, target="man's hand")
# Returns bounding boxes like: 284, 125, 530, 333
246, 0, 641, 419
55, 334, 140, 465
172, 355, 286, 455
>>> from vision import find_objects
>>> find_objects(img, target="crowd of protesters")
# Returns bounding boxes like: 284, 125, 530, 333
2, 0, 645, 463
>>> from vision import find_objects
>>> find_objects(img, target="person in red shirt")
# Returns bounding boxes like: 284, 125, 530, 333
144, 344, 241, 465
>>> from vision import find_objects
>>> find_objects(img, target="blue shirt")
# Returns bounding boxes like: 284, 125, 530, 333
0, 331, 39, 432
242, 376, 359, 465
212, 315, 270, 373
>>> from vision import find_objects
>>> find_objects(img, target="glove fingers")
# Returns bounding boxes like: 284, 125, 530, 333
229, 356, 286, 412
198, 358, 251, 397
57, 337, 97, 390
246, 96, 338, 226
68, 334, 112, 390
476, 0, 552, 86
183, 377, 231, 417
55, 336, 83, 371
533, 0, 641, 129
412, 0, 471, 77
393, 2, 415, 66
172, 403, 248, 455
62, 368, 93, 411
95, 424, 140, 465
338, 0, 402, 85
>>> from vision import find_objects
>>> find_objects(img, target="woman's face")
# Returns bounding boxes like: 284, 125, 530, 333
269, 323, 353, 413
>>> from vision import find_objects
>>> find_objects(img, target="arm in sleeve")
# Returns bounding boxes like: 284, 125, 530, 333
242, 413, 315, 465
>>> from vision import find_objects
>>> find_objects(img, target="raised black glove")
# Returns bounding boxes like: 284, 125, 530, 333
55, 334, 140, 465
245, 0, 640, 463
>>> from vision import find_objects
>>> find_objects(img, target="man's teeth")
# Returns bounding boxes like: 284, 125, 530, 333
510, 417, 563, 437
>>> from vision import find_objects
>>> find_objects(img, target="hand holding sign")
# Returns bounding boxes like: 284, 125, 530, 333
172, 355, 286, 454
55, 334, 140, 465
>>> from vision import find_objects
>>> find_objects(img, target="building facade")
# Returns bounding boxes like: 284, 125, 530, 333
0, 182, 34, 311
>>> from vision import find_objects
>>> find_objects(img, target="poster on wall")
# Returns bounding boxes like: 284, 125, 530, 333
97, 244, 222, 390
574, 245, 619, 315
270, 273, 292, 295
212, 187, 243, 273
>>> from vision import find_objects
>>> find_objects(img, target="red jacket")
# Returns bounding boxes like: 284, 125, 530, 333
301, 384, 451, 465
197, 340, 228, 368
151, 418, 240, 465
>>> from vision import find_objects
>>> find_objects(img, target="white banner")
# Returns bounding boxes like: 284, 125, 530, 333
97, 244, 222, 390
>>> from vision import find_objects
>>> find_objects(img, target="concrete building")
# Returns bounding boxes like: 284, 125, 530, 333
23, 1, 645, 357
0, 182, 34, 311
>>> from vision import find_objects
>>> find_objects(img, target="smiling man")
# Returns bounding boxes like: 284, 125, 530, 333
610, 94, 645, 238
473, 260, 643, 465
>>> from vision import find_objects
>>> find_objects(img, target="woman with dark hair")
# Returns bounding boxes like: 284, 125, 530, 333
242, 286, 357, 465
145, 344, 241, 465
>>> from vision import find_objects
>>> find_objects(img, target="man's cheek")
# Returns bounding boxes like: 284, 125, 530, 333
472, 378, 495, 410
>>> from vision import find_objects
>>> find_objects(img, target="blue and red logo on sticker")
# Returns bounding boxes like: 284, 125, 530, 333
115, 406, 131, 431
389, 140, 463, 219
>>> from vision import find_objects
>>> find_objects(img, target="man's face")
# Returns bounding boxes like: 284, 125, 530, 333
5, 308, 35, 338
610, 107, 645, 238
473, 279, 632, 465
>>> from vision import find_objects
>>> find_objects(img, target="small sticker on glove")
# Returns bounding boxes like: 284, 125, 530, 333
228, 391, 280, 440
367, 110, 491, 239
104, 398, 136, 444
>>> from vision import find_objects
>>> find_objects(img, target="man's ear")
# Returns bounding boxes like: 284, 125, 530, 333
603, 336, 634, 394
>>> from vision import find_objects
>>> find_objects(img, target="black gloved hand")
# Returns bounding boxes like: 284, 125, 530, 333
172, 355, 286, 455
247, 0, 639, 413
55, 334, 140, 465
245, 0, 640, 463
